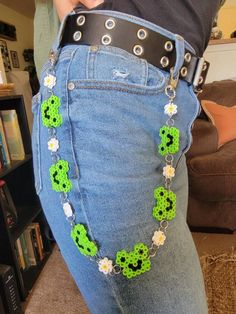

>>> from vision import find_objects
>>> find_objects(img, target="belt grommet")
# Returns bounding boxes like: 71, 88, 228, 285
137, 28, 148, 40
73, 31, 82, 42
164, 41, 174, 52
184, 52, 192, 63
101, 34, 112, 45
133, 44, 144, 56
105, 18, 116, 30
198, 76, 203, 84
180, 66, 188, 77
77, 15, 86, 26
202, 62, 207, 71
160, 56, 169, 68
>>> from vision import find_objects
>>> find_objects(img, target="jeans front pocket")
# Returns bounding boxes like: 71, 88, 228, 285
67, 45, 167, 95
31, 92, 42, 195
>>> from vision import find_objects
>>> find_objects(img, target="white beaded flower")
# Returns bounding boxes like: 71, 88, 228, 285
98, 257, 113, 275
163, 165, 175, 179
44, 74, 56, 89
48, 138, 59, 152
63, 202, 73, 218
164, 103, 178, 117
152, 230, 166, 246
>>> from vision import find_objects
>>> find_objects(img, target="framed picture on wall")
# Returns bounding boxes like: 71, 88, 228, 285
0, 21, 17, 41
0, 40, 11, 72
10, 50, 19, 68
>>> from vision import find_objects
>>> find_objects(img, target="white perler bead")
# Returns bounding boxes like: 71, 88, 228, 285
98, 257, 113, 275
48, 138, 59, 152
152, 230, 166, 246
163, 165, 175, 179
164, 103, 178, 117
63, 202, 73, 218
44, 74, 56, 89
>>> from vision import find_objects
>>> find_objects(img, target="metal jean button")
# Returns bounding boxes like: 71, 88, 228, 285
68, 82, 75, 90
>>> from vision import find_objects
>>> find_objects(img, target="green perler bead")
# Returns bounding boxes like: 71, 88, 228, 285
71, 224, 98, 257
116, 243, 151, 279
49, 160, 72, 193
153, 186, 176, 221
41, 95, 62, 128
158, 126, 179, 156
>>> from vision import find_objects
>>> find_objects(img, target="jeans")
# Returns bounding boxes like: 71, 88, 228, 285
32, 10, 208, 314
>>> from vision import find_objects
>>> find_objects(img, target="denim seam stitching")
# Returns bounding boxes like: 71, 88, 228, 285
35, 97, 42, 194
66, 48, 81, 180
72, 80, 167, 95
143, 59, 148, 86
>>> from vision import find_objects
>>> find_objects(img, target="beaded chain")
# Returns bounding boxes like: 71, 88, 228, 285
41, 50, 180, 279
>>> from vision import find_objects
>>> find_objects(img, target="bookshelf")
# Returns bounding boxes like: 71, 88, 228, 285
0, 95, 54, 302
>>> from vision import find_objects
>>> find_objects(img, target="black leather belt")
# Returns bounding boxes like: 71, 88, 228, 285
60, 13, 210, 92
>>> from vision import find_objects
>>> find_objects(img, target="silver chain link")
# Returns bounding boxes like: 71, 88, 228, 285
165, 154, 174, 165
164, 178, 172, 190
112, 264, 122, 275
48, 127, 56, 137
166, 118, 175, 126
148, 242, 158, 258
165, 85, 176, 100
160, 220, 169, 232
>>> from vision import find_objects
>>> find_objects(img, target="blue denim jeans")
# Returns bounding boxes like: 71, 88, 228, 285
32, 10, 207, 314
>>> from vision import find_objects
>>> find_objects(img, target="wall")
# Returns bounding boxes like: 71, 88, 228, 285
204, 42, 236, 82
0, 3, 33, 71
218, 1, 236, 38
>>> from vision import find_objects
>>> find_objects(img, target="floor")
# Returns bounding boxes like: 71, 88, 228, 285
21, 232, 236, 313
192, 232, 236, 256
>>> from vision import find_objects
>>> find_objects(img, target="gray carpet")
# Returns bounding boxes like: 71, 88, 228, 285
24, 243, 236, 313
24, 245, 89, 314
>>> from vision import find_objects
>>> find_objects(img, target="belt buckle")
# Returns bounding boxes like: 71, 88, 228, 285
193, 57, 209, 94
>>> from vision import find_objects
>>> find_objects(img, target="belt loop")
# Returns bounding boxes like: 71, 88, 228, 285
173, 34, 185, 80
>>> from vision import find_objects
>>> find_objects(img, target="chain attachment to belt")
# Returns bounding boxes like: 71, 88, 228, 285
168, 67, 179, 90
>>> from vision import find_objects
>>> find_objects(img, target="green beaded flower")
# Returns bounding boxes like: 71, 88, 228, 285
71, 224, 98, 257
49, 160, 72, 193
116, 243, 151, 279
153, 186, 176, 221
41, 95, 62, 128
158, 126, 179, 156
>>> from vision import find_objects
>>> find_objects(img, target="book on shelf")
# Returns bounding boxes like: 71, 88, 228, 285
29, 226, 41, 263
23, 228, 37, 266
14, 223, 45, 270
0, 110, 25, 161
29, 222, 44, 261
15, 234, 32, 271
15, 239, 26, 270
0, 116, 10, 165
19, 233, 31, 269
0, 180, 17, 229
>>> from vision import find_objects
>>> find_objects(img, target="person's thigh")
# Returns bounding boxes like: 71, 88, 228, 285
32, 44, 207, 314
